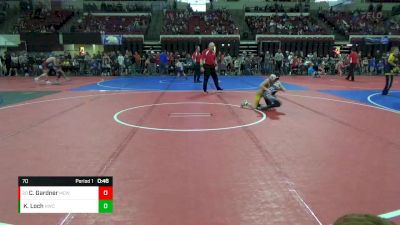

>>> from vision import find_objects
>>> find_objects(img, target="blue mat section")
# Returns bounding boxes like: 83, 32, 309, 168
72, 76, 308, 92
320, 89, 400, 111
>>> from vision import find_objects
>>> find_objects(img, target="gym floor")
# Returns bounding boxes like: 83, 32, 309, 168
0, 75, 399, 225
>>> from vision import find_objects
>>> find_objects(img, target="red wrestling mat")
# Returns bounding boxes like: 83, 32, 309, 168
0, 78, 399, 225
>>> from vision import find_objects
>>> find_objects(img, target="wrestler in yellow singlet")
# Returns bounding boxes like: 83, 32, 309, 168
252, 74, 280, 108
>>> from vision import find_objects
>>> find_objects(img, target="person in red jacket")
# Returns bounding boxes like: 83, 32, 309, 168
192, 45, 202, 83
201, 42, 223, 93
346, 49, 359, 81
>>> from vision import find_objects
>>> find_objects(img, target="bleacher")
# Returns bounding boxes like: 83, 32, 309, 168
72, 14, 150, 34
321, 10, 400, 35
162, 10, 239, 35
83, 2, 151, 13
0, 1, 10, 24
245, 3, 309, 13
246, 15, 330, 35
16, 9, 74, 33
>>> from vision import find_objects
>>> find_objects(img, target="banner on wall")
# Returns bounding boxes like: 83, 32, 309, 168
0, 35, 21, 47
102, 35, 123, 45
365, 37, 389, 45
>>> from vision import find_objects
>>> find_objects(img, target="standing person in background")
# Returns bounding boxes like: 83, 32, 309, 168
357, 51, 362, 75
10, 52, 19, 76
175, 59, 186, 78
382, 47, 399, 95
168, 52, 175, 75
218, 52, 227, 76
225, 53, 233, 74
159, 50, 168, 75
155, 52, 160, 74
4, 52, 11, 76
234, 56, 241, 75
124, 53, 132, 75
19, 51, 28, 76
201, 42, 223, 93
148, 51, 156, 75
264, 51, 272, 75
288, 52, 294, 75
375, 49, 382, 73
274, 49, 284, 75
336, 57, 345, 76
192, 45, 202, 83
133, 51, 141, 74
368, 55, 376, 74
101, 53, 111, 76
346, 49, 359, 81
0, 53, 4, 76
117, 52, 125, 76
362, 57, 369, 74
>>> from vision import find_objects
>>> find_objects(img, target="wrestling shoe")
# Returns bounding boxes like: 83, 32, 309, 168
241, 100, 249, 108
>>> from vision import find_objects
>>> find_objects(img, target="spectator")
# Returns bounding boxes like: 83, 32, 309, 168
192, 46, 202, 82
133, 51, 141, 74
10, 53, 19, 76
336, 57, 345, 76
175, 59, 186, 78
234, 56, 241, 75
224, 53, 233, 74
102, 53, 111, 76
368, 56, 376, 74
274, 49, 284, 75
117, 53, 125, 75
4, 52, 11, 76
159, 50, 168, 75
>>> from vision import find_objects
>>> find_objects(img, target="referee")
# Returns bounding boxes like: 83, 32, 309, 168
192, 45, 202, 83
201, 42, 223, 93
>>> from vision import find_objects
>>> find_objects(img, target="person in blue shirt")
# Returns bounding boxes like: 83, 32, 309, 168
159, 50, 168, 75
307, 62, 320, 78
368, 56, 376, 74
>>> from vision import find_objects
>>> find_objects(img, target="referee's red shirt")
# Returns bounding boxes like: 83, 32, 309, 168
348, 52, 359, 64
192, 51, 202, 63
202, 49, 216, 66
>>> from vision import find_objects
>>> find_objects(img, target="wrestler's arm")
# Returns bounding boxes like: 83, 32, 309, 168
387, 54, 397, 67
260, 79, 270, 91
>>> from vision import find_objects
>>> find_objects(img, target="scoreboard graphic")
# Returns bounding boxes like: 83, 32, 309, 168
18, 177, 113, 213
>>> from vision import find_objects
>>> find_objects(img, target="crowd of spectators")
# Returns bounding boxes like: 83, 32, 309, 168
15, 9, 74, 33
1, 48, 392, 77
162, 9, 239, 35
0, 1, 11, 24
19, 0, 32, 12
259, 49, 392, 76
71, 14, 150, 34
246, 15, 329, 35
84, 2, 151, 13
320, 7, 400, 35
245, 3, 309, 13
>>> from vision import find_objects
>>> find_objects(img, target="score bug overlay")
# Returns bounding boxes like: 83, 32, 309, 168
18, 176, 113, 213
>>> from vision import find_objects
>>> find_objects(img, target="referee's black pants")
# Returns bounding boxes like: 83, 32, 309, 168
193, 63, 201, 82
203, 65, 222, 92
346, 63, 356, 81
382, 75, 394, 95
